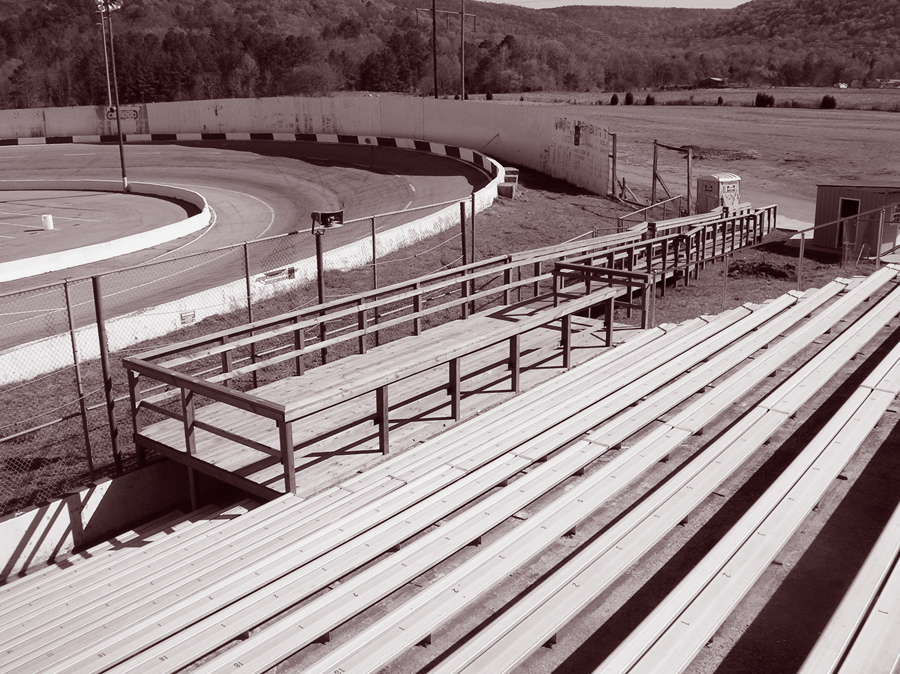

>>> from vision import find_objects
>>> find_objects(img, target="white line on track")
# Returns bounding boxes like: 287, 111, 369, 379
0, 222, 32, 229
0, 234, 15, 239
0, 211, 101, 223
63, 153, 98, 156
143, 183, 275, 263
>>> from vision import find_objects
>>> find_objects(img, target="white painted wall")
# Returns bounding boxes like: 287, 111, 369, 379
0, 96, 609, 194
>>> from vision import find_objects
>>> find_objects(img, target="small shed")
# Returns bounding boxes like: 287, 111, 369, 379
814, 184, 900, 257
697, 173, 741, 214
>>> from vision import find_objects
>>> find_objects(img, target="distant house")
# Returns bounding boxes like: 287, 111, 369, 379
697, 77, 727, 88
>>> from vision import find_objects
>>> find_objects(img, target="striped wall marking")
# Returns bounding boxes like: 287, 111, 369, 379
151, 133, 178, 142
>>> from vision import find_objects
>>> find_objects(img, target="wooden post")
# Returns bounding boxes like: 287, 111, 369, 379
605, 298, 614, 346
877, 207, 886, 269
126, 369, 144, 468
65, 279, 94, 476
377, 385, 390, 454
180, 387, 198, 509
414, 283, 423, 335
609, 132, 617, 198
798, 231, 806, 292
651, 140, 659, 205
460, 201, 469, 319
358, 300, 367, 353
562, 314, 572, 369
244, 243, 258, 388
686, 146, 693, 215
279, 420, 296, 494
371, 216, 381, 347
92, 275, 122, 475
503, 266, 512, 305
293, 316, 305, 375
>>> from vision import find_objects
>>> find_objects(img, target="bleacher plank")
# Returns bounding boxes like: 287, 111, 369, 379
5, 308, 752, 672
836, 541, 900, 673
605, 386, 899, 674
112, 291, 803, 674
796, 497, 900, 674
188, 282, 869, 674
101, 301, 778, 674
300, 275, 899, 674
592, 310, 900, 674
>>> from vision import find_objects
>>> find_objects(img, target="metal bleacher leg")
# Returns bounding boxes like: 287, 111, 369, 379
509, 335, 521, 393
605, 298, 614, 346
449, 358, 461, 421
377, 385, 390, 454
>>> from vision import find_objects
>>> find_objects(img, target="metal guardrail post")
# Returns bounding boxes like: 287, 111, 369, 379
65, 279, 94, 478
92, 275, 122, 475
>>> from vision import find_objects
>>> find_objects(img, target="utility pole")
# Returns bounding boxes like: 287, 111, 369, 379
417, 1, 476, 100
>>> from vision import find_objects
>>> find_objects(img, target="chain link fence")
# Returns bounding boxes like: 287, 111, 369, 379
0, 198, 470, 516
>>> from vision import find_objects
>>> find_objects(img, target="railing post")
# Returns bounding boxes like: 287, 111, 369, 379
798, 230, 806, 291
127, 369, 144, 468
358, 300, 367, 353
180, 386, 198, 509
244, 242, 258, 388
371, 215, 380, 341
65, 279, 94, 478
293, 316, 305, 375
92, 275, 122, 475
503, 266, 512, 305
876, 207, 886, 269
221, 335, 233, 388
414, 283, 423, 335
533, 261, 541, 298
278, 419, 296, 494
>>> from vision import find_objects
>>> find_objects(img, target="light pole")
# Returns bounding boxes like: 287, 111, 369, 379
97, 0, 128, 191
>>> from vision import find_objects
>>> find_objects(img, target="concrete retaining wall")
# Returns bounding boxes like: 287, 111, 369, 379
0, 96, 608, 194
0, 461, 189, 584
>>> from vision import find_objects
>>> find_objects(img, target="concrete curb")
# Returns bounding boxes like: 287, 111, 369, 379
0, 180, 212, 284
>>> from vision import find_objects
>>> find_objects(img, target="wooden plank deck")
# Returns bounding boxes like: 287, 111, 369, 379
139, 291, 629, 500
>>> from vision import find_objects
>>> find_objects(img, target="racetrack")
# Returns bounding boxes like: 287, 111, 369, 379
0, 141, 490, 347
0, 140, 489, 279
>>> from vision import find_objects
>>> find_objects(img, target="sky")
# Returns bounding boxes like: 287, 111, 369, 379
474, 0, 746, 8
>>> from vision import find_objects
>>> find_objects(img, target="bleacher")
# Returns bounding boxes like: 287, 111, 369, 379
3, 261, 899, 674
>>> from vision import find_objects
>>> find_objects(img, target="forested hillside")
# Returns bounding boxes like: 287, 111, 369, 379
0, 0, 898, 110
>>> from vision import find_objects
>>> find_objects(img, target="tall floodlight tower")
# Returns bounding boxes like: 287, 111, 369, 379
97, 0, 128, 191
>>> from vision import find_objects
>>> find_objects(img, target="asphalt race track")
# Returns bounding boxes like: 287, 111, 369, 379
0, 141, 490, 348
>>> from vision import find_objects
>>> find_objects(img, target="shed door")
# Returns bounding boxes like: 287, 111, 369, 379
838, 198, 860, 253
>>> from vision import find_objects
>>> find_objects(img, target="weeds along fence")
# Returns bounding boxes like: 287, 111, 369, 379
0, 196, 479, 517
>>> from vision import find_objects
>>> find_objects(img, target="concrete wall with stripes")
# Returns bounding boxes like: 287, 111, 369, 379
0, 97, 609, 195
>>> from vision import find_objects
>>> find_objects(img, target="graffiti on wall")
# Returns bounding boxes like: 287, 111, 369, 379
541, 116, 609, 195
